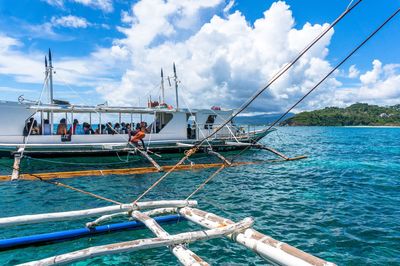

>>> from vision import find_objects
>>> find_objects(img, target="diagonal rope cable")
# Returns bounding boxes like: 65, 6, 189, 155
191, 0, 363, 148
130, 0, 362, 204
0, 161, 123, 205
186, 6, 400, 200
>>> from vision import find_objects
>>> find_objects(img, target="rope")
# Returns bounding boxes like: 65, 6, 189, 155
20, 74, 50, 158
186, 164, 226, 200
131, 147, 198, 204
130, 0, 362, 204
0, 161, 122, 205
191, 0, 363, 149
185, 5, 400, 200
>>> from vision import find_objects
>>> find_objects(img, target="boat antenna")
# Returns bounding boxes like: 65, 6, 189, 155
48, 49, 54, 104
173, 63, 179, 110
44, 56, 49, 101
161, 68, 165, 104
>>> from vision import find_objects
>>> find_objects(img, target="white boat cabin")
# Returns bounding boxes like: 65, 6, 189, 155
0, 101, 238, 149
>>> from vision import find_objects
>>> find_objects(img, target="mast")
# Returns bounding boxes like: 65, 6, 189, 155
161, 68, 165, 104
48, 49, 54, 104
44, 56, 49, 102
173, 63, 179, 110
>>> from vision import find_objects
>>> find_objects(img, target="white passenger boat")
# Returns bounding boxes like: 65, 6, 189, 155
0, 51, 274, 158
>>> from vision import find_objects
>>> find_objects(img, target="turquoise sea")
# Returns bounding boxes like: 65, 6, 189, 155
0, 127, 399, 265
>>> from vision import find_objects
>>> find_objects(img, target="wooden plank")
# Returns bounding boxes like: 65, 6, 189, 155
0, 162, 256, 181
11, 155, 21, 181
21, 217, 253, 266
257, 146, 290, 160
206, 149, 232, 166
179, 207, 335, 266
135, 148, 163, 172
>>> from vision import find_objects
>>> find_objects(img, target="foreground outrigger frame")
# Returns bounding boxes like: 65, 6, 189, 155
0, 200, 335, 266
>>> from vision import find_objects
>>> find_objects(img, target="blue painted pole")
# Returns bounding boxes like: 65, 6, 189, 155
0, 214, 183, 251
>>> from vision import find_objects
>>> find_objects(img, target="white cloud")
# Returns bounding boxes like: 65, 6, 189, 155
42, 0, 113, 12
0, 35, 21, 52
42, 0, 64, 8
348, 64, 359, 78
0, 33, 129, 89
99, 0, 337, 112
3, 1, 399, 112
334, 60, 400, 106
73, 0, 113, 13
51, 15, 90, 28
360, 59, 382, 85
223, 0, 235, 15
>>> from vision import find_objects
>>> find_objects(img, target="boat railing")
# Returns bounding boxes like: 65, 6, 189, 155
192, 123, 258, 141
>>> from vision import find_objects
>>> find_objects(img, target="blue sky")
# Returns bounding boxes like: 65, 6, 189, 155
0, 0, 399, 113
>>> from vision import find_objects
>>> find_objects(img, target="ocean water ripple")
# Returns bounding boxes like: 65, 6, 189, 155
0, 127, 399, 265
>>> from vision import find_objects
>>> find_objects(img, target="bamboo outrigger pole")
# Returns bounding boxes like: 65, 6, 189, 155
0, 200, 197, 227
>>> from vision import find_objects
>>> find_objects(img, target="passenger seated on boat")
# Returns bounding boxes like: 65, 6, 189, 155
57, 118, 67, 135
95, 124, 104, 134
135, 123, 140, 130
106, 122, 114, 134
31, 120, 40, 135
204, 115, 215, 129
68, 119, 79, 135
125, 123, 131, 134
23, 118, 34, 136
43, 119, 51, 135
114, 123, 121, 134
120, 122, 126, 134
130, 126, 146, 148
83, 122, 94, 134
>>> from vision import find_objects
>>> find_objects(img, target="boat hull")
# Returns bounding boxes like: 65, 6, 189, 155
0, 129, 275, 158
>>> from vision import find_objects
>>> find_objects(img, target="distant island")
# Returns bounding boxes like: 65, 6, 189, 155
234, 113, 295, 125
282, 103, 400, 126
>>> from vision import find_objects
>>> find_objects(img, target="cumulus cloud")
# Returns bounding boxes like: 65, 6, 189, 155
51, 15, 90, 28
99, 0, 337, 112
334, 60, 400, 106
348, 65, 359, 78
0, 33, 129, 87
2, 1, 398, 112
360, 59, 382, 85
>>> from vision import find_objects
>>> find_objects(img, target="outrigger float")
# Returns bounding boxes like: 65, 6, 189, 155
0, 200, 335, 266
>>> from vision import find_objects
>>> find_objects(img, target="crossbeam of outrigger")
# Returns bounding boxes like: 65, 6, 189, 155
0, 200, 335, 266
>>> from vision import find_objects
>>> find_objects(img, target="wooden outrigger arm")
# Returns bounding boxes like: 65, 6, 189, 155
11, 147, 24, 181
206, 148, 232, 166
129, 148, 164, 172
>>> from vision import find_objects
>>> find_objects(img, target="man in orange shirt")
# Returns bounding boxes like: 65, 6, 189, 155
130, 126, 146, 148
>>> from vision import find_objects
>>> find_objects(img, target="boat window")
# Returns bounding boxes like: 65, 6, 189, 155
186, 114, 196, 139
204, 115, 216, 129
155, 113, 173, 133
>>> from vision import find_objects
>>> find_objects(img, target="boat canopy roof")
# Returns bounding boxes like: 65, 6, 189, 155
26, 103, 233, 114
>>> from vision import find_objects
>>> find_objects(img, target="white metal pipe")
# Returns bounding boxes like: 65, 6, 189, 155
179, 207, 335, 266
20, 217, 253, 266
0, 200, 197, 227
